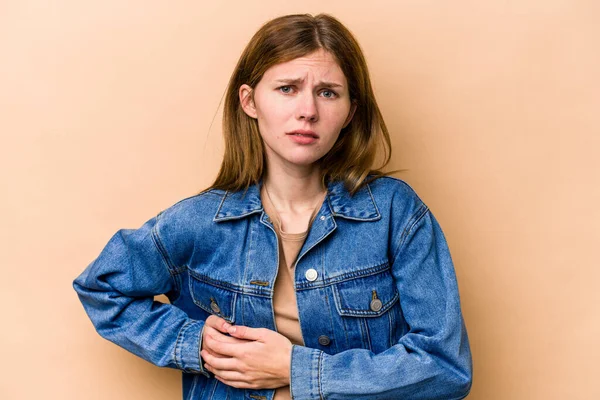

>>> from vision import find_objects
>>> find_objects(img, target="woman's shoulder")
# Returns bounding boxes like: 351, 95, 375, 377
366, 175, 427, 211
156, 188, 227, 224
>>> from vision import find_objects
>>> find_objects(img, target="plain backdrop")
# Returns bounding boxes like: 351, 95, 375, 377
1, 1, 599, 399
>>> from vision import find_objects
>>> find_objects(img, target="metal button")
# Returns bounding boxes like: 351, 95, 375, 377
370, 290, 383, 312
318, 335, 331, 346
210, 298, 220, 313
320, 215, 326, 221
305, 268, 318, 282
370, 298, 383, 312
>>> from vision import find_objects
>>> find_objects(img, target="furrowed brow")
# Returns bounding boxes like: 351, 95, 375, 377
274, 78, 343, 88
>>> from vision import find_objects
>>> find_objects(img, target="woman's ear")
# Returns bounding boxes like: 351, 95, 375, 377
342, 101, 358, 128
239, 84, 257, 119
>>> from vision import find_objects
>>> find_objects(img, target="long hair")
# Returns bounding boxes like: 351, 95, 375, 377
207, 13, 395, 196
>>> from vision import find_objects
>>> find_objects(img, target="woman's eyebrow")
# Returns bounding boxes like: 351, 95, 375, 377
274, 78, 343, 88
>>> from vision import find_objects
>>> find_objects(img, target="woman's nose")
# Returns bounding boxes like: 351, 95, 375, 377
296, 92, 319, 122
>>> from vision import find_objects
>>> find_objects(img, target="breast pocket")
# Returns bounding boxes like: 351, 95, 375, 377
189, 273, 238, 324
331, 268, 402, 353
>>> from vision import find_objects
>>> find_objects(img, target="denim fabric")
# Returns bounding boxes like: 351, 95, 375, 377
73, 176, 472, 399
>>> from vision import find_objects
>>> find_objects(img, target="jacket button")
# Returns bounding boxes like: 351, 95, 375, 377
370, 298, 383, 312
305, 268, 318, 282
210, 299, 221, 313
318, 335, 331, 346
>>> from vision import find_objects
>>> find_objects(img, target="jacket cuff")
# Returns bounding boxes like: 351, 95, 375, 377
290, 345, 323, 400
175, 319, 209, 377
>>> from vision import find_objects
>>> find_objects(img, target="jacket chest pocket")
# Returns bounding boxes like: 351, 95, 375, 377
331, 268, 402, 353
189, 274, 238, 324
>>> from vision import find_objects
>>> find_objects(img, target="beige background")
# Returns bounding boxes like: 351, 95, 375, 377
1, 1, 598, 399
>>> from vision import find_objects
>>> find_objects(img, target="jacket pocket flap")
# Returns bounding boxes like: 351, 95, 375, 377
189, 275, 237, 323
332, 270, 399, 317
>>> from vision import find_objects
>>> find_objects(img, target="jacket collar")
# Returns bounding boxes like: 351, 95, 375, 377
213, 179, 380, 222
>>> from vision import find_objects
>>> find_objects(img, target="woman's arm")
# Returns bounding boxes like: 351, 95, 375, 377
289, 207, 473, 399
72, 214, 209, 376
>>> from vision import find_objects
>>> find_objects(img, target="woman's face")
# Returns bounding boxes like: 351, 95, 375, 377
240, 49, 356, 172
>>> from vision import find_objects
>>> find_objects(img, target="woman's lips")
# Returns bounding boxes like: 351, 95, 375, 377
286, 130, 318, 145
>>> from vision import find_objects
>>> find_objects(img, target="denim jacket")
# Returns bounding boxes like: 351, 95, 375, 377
73, 176, 472, 400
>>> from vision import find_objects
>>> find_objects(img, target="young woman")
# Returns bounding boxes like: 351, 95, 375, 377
73, 13, 473, 400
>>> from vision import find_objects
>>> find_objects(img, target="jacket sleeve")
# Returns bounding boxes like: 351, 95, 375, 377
289, 207, 473, 400
72, 214, 209, 376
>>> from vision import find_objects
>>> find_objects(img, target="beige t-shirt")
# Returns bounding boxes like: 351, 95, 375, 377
260, 186, 323, 400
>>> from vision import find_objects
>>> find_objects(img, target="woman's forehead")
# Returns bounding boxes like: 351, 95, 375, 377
262, 49, 347, 85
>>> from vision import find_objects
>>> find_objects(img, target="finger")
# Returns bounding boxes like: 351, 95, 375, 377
204, 315, 232, 333
202, 333, 234, 358
227, 325, 266, 341
201, 350, 239, 371
202, 327, 229, 354
204, 326, 249, 344
204, 334, 248, 357
202, 346, 228, 359
206, 367, 246, 382
204, 326, 232, 341
213, 375, 255, 389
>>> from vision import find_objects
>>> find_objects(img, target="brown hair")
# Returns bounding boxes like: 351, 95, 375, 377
207, 13, 395, 196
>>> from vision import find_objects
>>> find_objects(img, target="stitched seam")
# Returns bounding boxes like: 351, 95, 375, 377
242, 213, 254, 301
198, 323, 209, 376
174, 320, 191, 370
150, 215, 186, 303
187, 375, 199, 400
322, 269, 338, 353
333, 291, 399, 317
290, 346, 295, 400
188, 278, 237, 323
208, 378, 218, 399
189, 272, 245, 293
331, 214, 380, 221
366, 182, 382, 218
318, 351, 324, 400
323, 261, 389, 284
214, 209, 264, 221
213, 190, 229, 221
392, 204, 429, 265
325, 182, 381, 221
388, 306, 394, 348
341, 310, 350, 349
151, 216, 178, 276
363, 318, 372, 351
214, 189, 264, 221
295, 261, 390, 290
190, 272, 271, 297
294, 223, 336, 272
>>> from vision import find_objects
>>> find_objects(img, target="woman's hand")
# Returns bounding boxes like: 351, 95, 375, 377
201, 317, 293, 390
201, 315, 249, 361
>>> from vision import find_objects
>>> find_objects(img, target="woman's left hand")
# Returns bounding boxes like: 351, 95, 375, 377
201, 324, 293, 389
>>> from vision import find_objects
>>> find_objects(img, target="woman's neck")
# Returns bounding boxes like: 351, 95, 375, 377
262, 169, 327, 215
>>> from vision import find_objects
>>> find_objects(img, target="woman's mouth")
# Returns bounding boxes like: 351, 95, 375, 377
286, 130, 319, 138
286, 130, 319, 144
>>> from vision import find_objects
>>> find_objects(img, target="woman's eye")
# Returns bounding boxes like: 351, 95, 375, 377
321, 90, 337, 98
278, 86, 293, 94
